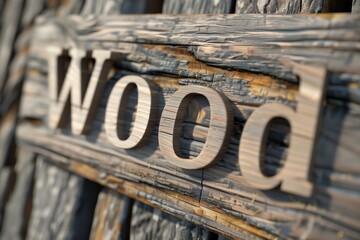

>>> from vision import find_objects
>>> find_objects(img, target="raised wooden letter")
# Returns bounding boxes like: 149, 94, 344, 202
105, 75, 157, 149
239, 64, 328, 197
159, 85, 233, 170
47, 47, 113, 135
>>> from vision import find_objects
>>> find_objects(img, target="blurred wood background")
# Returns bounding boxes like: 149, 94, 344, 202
0, 0, 359, 239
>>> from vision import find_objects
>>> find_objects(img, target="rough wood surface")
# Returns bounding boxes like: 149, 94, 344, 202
0, 0, 24, 94
0, 167, 14, 229
163, 0, 235, 14
130, 201, 211, 240
0, 0, 164, 238
105, 75, 158, 149
159, 85, 233, 169
17, 13, 360, 239
90, 189, 134, 240
238, 64, 327, 197
0, 148, 35, 240
27, 156, 101, 240
235, 0, 352, 13
21, 145, 278, 239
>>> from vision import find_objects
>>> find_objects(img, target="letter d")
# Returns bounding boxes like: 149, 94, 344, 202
239, 64, 327, 197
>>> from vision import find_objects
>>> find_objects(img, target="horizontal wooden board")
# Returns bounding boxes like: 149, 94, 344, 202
17, 13, 360, 239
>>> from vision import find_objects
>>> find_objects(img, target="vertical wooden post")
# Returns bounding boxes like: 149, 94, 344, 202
27, 157, 101, 240
353, 0, 360, 13
0, 148, 35, 240
90, 190, 134, 240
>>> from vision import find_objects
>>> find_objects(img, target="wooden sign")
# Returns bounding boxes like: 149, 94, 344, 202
47, 46, 328, 197
17, 14, 360, 239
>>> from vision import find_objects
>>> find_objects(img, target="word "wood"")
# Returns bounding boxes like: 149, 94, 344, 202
47, 47, 328, 197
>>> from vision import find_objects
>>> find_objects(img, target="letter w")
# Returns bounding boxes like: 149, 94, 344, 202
47, 47, 113, 135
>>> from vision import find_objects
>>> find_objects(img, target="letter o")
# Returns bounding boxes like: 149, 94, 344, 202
159, 85, 233, 170
105, 75, 156, 149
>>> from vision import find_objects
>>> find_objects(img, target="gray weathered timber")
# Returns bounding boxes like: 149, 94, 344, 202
90, 189, 134, 240
21, 151, 268, 239
17, 14, 360, 239
0, 167, 14, 229
0, 108, 16, 167
27, 157, 101, 240
163, 0, 235, 14
0, 148, 35, 240
0, 0, 24, 95
353, 0, 360, 13
235, 0, 351, 13
1, 1, 163, 237
130, 201, 211, 240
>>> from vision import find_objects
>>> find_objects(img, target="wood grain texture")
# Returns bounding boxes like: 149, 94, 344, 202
17, 14, 360, 239
0, 107, 17, 167
0, 167, 14, 229
0, 0, 24, 95
105, 75, 158, 149
90, 189, 134, 240
239, 64, 327, 196
27, 156, 101, 240
19, 149, 274, 239
235, 0, 352, 14
47, 47, 118, 135
0, 1, 163, 236
159, 85, 233, 169
130, 201, 212, 240
0, 148, 35, 240
162, 0, 235, 14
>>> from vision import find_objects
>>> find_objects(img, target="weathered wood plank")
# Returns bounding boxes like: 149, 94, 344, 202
17, 14, 360, 239
353, 0, 360, 13
90, 189, 134, 240
19, 144, 276, 239
0, 148, 35, 240
0, 167, 14, 229
0, 0, 24, 95
0, 107, 17, 167
27, 156, 101, 240
163, 0, 235, 14
130, 201, 212, 240
235, 0, 352, 14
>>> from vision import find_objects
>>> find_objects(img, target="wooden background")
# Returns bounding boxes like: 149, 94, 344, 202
0, 0, 359, 239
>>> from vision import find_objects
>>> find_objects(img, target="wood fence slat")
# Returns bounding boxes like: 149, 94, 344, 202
19, 151, 272, 239
90, 189, 134, 240
0, 0, 24, 95
130, 201, 212, 240
353, 0, 360, 13
0, 167, 14, 228
0, 148, 35, 240
27, 157, 101, 240
235, 0, 352, 13
162, 0, 235, 14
